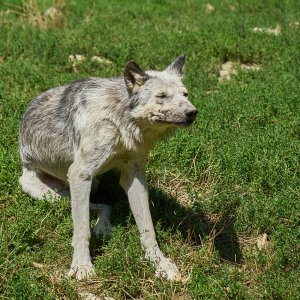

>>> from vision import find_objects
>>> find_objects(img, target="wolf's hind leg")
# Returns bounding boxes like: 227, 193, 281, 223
90, 183, 112, 236
90, 203, 112, 236
19, 167, 69, 200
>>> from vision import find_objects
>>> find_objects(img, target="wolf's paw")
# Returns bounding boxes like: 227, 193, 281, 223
94, 219, 112, 237
145, 246, 181, 281
155, 257, 181, 281
68, 263, 95, 280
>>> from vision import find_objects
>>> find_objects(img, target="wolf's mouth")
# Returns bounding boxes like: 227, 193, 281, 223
156, 119, 194, 127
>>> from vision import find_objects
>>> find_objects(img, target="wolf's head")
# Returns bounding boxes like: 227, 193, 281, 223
124, 55, 198, 127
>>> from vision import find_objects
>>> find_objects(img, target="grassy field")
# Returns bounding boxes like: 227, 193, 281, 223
0, 0, 299, 299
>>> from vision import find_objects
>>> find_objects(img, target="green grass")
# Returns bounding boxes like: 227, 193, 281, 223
0, 0, 300, 299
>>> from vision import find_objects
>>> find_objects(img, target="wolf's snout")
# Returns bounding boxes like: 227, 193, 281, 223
185, 108, 198, 122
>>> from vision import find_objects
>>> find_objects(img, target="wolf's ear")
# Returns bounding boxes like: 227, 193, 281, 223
165, 54, 185, 78
124, 61, 149, 94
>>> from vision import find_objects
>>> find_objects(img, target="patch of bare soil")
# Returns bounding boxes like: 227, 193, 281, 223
68, 54, 113, 72
205, 3, 215, 13
219, 61, 261, 82
252, 24, 281, 36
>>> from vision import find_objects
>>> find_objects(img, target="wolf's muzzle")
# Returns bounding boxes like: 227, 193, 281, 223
185, 108, 198, 123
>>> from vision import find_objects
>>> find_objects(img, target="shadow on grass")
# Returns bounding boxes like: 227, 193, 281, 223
149, 188, 243, 264
90, 173, 242, 264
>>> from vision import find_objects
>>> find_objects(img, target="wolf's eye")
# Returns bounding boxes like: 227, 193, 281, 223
157, 92, 167, 98
183, 92, 188, 97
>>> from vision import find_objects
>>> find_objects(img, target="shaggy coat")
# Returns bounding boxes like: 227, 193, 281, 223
19, 55, 197, 280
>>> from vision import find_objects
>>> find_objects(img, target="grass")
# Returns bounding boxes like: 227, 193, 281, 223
0, 0, 299, 299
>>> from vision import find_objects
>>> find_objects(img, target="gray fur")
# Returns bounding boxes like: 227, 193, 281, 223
19, 55, 197, 280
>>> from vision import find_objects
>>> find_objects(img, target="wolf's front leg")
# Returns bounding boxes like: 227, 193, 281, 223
120, 167, 181, 281
67, 163, 94, 280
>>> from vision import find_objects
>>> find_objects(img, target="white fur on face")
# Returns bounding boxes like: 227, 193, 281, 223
130, 70, 196, 126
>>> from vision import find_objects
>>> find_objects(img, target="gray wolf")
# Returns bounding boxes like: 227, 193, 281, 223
19, 55, 197, 280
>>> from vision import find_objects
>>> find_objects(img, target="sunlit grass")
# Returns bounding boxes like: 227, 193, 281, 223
0, 0, 299, 298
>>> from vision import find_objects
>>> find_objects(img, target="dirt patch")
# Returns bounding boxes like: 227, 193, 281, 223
79, 292, 115, 300
91, 56, 113, 65
68, 54, 86, 63
205, 3, 215, 13
257, 233, 268, 251
219, 61, 237, 82
68, 54, 86, 72
252, 24, 281, 36
229, 5, 237, 12
289, 21, 299, 28
219, 61, 261, 82
68, 54, 113, 72
240, 63, 260, 71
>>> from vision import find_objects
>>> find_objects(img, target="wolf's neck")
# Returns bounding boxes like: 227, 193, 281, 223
107, 79, 174, 151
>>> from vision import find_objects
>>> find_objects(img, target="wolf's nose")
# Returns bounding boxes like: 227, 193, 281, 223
185, 109, 198, 120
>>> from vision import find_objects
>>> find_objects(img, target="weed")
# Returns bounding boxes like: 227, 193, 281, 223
21, 0, 66, 29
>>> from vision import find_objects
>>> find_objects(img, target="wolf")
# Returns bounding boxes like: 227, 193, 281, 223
19, 54, 198, 281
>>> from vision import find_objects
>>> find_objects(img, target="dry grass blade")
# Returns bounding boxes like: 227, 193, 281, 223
21, 0, 66, 29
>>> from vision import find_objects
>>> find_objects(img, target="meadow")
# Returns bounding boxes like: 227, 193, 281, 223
0, 0, 299, 299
